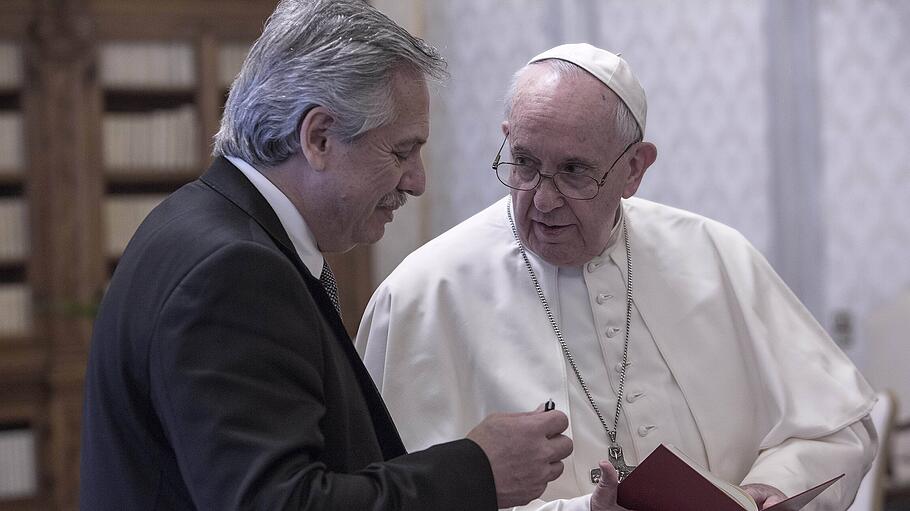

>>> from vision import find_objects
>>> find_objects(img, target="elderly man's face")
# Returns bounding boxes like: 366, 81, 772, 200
506, 67, 647, 267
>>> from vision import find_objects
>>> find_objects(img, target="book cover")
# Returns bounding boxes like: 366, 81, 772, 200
616, 444, 843, 511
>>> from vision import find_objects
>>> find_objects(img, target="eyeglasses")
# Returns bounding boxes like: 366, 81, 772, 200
491, 135, 639, 200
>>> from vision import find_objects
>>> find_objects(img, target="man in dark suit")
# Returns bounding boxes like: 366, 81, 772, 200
79, 0, 572, 509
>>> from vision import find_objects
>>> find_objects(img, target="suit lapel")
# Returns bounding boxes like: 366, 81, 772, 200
199, 157, 406, 458
199, 157, 297, 258
198, 157, 343, 330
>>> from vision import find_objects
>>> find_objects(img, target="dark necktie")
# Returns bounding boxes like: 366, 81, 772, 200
319, 262, 341, 316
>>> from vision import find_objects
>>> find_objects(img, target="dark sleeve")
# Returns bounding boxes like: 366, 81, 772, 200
149, 241, 496, 510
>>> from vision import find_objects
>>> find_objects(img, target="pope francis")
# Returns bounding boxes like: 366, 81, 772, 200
356, 43, 876, 511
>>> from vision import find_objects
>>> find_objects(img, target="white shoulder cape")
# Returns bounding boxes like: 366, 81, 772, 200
357, 196, 875, 501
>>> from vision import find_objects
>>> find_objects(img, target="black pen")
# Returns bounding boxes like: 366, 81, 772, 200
544, 399, 555, 412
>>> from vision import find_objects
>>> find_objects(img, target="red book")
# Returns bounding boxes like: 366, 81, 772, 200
617, 444, 844, 511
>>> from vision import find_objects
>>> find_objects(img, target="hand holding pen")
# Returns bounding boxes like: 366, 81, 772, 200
465, 399, 572, 507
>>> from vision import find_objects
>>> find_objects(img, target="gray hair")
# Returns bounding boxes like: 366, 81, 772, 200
503, 59, 641, 146
213, 0, 447, 167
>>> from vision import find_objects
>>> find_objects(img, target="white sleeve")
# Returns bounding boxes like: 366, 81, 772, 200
740, 415, 876, 511
508, 494, 591, 511
354, 284, 392, 391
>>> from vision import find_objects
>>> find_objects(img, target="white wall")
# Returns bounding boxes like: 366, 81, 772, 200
817, 0, 910, 370
371, 1, 910, 393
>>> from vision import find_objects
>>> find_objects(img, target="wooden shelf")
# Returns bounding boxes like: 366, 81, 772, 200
0, 335, 34, 348
0, 263, 26, 283
106, 168, 199, 181
0, 173, 24, 185
887, 482, 910, 508
0, 496, 48, 511
0, 91, 19, 110
0, 344, 45, 385
91, 0, 277, 40
0, 394, 43, 425
0, 420, 30, 430
0, 36, 36, 508
106, 170, 199, 193
1, 3, 346, 510
104, 88, 196, 112
0, 178, 24, 196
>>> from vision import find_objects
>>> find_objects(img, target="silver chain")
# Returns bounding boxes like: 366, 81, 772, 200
506, 198, 633, 447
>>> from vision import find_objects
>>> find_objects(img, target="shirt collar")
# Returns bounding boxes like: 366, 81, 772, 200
227, 155, 325, 279
575, 201, 626, 271
601, 201, 626, 258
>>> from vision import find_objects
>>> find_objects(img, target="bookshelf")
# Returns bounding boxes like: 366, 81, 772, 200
0, 1, 376, 510
0, 30, 42, 511
99, 40, 198, 276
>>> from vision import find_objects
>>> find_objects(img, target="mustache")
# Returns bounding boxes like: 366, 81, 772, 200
378, 191, 408, 209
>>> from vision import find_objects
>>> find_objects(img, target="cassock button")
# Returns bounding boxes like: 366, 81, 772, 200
615, 361, 631, 373
586, 261, 603, 273
638, 425, 657, 437
606, 326, 621, 338
596, 293, 613, 305
626, 391, 644, 403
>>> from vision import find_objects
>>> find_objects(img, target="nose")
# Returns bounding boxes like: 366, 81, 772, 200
399, 153, 426, 197
532, 173, 564, 213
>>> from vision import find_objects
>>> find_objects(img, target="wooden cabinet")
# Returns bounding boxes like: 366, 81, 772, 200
0, 1, 373, 509
0, 5, 47, 509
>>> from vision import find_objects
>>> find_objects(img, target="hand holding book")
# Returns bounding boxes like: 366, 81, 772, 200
613, 444, 843, 511
590, 461, 628, 511
741, 482, 788, 509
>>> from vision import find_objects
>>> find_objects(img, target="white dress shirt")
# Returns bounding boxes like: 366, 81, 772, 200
226, 155, 324, 279
551, 203, 707, 491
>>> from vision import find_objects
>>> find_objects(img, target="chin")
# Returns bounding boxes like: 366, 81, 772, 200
368, 230, 385, 244
357, 224, 387, 245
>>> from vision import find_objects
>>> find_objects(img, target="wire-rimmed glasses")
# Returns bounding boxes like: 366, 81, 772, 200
491, 135, 639, 200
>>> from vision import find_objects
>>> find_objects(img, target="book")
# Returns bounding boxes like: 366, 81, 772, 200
617, 444, 843, 511
0, 113, 24, 172
0, 428, 38, 498
0, 43, 22, 88
99, 42, 195, 88
104, 195, 167, 256
0, 198, 27, 261
0, 284, 32, 337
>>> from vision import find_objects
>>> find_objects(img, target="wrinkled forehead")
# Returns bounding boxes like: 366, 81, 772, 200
379, 67, 431, 137
508, 66, 622, 147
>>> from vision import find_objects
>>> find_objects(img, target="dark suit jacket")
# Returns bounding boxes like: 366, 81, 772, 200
80, 157, 496, 510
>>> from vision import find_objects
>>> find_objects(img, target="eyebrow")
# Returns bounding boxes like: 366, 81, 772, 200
395, 136, 427, 149
509, 144, 598, 166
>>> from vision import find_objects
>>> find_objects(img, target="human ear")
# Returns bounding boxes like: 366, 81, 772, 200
501, 120, 510, 138
299, 107, 335, 171
622, 142, 657, 198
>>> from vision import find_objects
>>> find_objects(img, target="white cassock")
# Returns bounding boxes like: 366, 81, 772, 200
356, 196, 876, 511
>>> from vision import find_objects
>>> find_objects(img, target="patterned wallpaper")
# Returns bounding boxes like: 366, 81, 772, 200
421, 0, 555, 237
421, 0, 772, 253
373, 0, 910, 374
817, 0, 910, 366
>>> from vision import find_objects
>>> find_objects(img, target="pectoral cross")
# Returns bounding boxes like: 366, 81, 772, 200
590, 445, 636, 484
